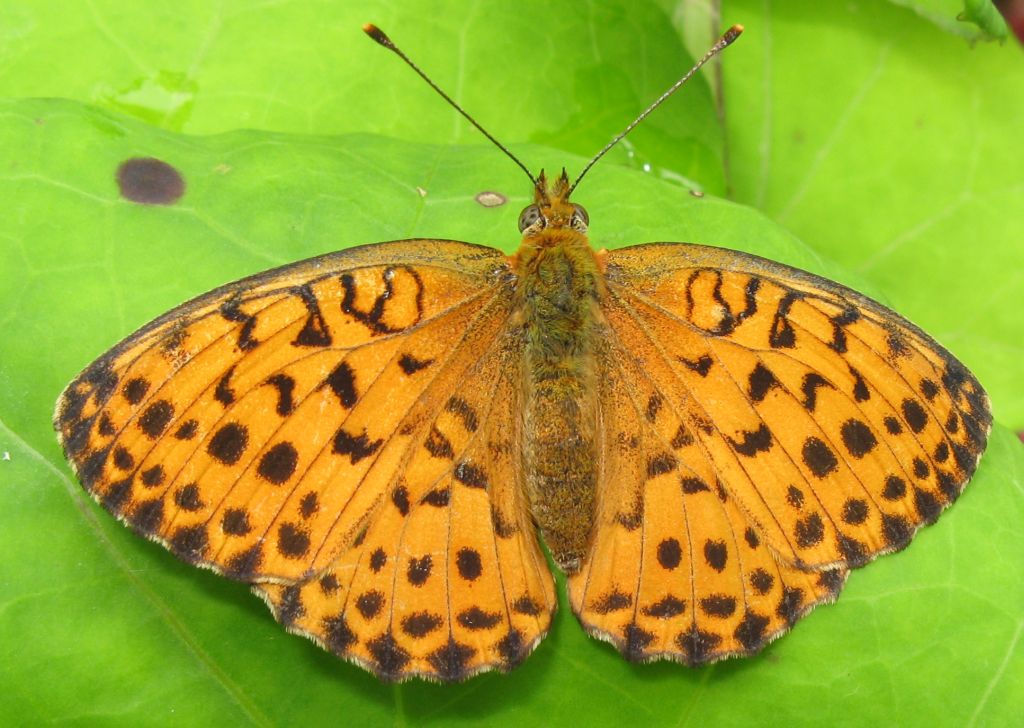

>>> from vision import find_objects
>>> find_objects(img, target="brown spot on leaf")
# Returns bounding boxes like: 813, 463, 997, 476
116, 157, 185, 205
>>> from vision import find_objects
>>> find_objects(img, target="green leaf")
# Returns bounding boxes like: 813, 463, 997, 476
3, 96, 1022, 727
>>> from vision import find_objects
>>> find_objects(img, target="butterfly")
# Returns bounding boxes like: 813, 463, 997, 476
53, 24, 991, 683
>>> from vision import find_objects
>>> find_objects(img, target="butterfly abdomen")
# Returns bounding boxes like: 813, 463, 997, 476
517, 237, 604, 573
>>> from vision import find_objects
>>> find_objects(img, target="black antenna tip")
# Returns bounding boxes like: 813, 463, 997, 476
363, 23, 393, 48
723, 24, 744, 44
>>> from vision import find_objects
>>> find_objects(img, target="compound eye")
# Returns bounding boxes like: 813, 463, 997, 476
518, 204, 543, 232
571, 203, 589, 229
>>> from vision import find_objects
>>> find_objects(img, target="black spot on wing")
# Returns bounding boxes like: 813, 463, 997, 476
454, 461, 488, 489
645, 393, 663, 422
175, 419, 199, 440
138, 400, 174, 439
642, 596, 686, 618
428, 639, 476, 682
748, 363, 780, 402
849, 366, 870, 402
214, 366, 236, 406
333, 427, 383, 464
881, 513, 913, 549
727, 424, 772, 456
208, 422, 248, 465
679, 354, 713, 376
257, 442, 298, 484
883, 416, 903, 435
670, 423, 694, 448
101, 478, 132, 513
457, 607, 502, 630
97, 413, 116, 437
340, 266, 424, 336
456, 548, 483, 581
827, 308, 859, 353
391, 484, 410, 516
592, 589, 632, 614
775, 587, 804, 626
174, 483, 203, 511
646, 452, 677, 478
277, 522, 310, 558
407, 555, 432, 586
769, 292, 799, 348
657, 538, 682, 569
264, 373, 296, 416
299, 491, 319, 519
367, 633, 411, 679
402, 612, 442, 638
319, 574, 340, 594
324, 361, 358, 408
140, 465, 164, 487
841, 498, 869, 525
421, 488, 450, 507
129, 499, 164, 533
323, 615, 356, 654
122, 377, 150, 404
623, 622, 656, 662
219, 293, 259, 351
837, 533, 869, 566
700, 594, 736, 618
275, 586, 304, 626
750, 569, 774, 595
902, 398, 929, 433
795, 513, 824, 547
292, 283, 332, 347
840, 419, 877, 458
680, 476, 709, 494
170, 524, 208, 561
221, 507, 252, 536
112, 446, 134, 471
676, 625, 722, 665
703, 540, 728, 572
369, 548, 387, 572
512, 596, 542, 615
424, 426, 454, 459
734, 611, 770, 649
802, 437, 837, 477
800, 373, 833, 412
225, 544, 264, 580
398, 353, 434, 374
445, 396, 479, 432
882, 475, 907, 501
920, 378, 940, 401
356, 591, 385, 619
497, 629, 528, 669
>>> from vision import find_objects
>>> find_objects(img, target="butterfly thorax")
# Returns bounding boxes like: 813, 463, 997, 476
513, 171, 605, 573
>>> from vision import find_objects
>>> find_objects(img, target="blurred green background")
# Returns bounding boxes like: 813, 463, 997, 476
1, 1, 1021, 726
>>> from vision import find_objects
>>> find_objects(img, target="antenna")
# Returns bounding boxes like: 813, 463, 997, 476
363, 24, 538, 187
569, 24, 744, 194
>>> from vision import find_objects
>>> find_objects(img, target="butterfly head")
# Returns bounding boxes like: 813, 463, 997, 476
518, 169, 589, 236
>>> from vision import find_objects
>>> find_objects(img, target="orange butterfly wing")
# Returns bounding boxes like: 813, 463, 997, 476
54, 239, 555, 681
569, 242, 990, 663
255, 327, 555, 680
